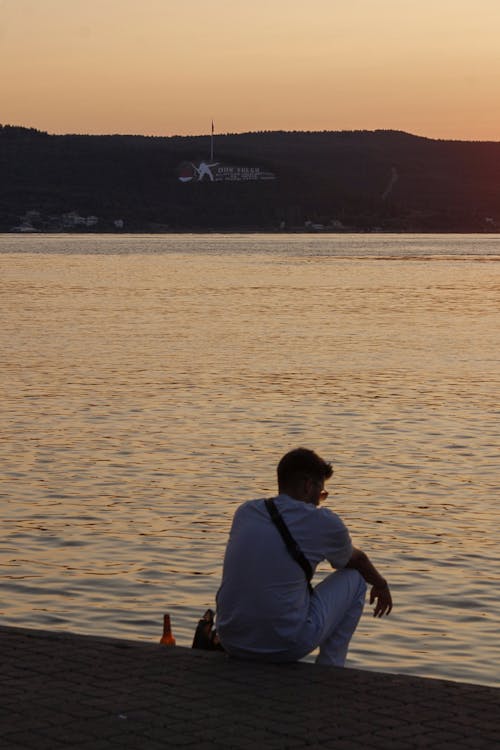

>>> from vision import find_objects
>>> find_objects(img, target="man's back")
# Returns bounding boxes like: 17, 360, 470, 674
216, 494, 352, 657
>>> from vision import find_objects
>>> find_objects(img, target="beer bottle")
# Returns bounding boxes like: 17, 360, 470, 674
160, 613, 176, 646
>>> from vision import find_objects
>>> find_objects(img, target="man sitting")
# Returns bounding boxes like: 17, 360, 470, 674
216, 447, 392, 666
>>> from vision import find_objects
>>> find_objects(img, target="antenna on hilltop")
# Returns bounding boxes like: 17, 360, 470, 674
210, 120, 214, 161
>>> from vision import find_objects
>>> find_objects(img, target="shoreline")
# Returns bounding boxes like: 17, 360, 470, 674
4, 228, 500, 235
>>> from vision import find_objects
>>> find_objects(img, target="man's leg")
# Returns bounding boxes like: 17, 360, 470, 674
309, 568, 366, 666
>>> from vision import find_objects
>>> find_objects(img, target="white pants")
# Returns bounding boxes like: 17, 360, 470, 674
268, 568, 366, 666
307, 568, 367, 666
223, 569, 366, 667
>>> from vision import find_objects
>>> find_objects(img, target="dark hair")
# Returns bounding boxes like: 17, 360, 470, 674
277, 448, 333, 489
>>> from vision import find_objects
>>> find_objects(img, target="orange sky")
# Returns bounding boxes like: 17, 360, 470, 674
2, 0, 500, 140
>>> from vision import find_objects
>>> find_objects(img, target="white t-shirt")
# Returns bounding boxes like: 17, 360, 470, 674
216, 493, 353, 656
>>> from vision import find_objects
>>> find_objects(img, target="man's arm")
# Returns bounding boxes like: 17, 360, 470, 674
345, 547, 393, 617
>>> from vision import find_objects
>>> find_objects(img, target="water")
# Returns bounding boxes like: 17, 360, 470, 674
1, 233, 499, 687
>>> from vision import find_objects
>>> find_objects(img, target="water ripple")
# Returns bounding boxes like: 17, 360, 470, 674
0, 235, 499, 687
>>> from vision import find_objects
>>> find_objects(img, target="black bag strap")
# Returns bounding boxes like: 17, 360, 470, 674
264, 498, 313, 594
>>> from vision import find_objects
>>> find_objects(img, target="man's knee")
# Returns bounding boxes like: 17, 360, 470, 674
347, 568, 367, 593
313, 567, 367, 611
335, 568, 367, 603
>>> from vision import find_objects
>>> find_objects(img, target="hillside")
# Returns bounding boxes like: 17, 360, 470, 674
1, 125, 500, 232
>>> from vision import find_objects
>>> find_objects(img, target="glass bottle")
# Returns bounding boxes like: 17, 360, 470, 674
160, 613, 176, 646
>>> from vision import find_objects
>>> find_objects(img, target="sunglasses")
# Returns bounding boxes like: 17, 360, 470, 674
303, 476, 329, 501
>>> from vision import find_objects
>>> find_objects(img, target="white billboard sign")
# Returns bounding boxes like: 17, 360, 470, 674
178, 161, 276, 183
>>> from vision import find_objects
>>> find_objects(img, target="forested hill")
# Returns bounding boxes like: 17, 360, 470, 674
1, 125, 500, 232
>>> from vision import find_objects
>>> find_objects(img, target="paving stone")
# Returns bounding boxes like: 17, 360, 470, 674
2, 731, 67, 749
1, 625, 499, 750
106, 732, 170, 749
68, 742, 118, 750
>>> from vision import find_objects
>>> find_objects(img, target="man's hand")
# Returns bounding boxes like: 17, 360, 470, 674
346, 548, 393, 617
370, 583, 393, 617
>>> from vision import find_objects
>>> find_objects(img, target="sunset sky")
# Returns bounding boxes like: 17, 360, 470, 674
2, 0, 500, 141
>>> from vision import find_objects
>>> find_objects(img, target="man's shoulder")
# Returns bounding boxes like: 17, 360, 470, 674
240, 497, 267, 508
317, 506, 349, 533
278, 495, 344, 521
292, 501, 349, 536
233, 497, 266, 517
316, 505, 344, 523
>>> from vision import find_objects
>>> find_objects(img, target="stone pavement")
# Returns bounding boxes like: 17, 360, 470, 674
1, 625, 499, 749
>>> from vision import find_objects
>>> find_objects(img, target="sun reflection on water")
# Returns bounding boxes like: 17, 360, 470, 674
1, 234, 499, 686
